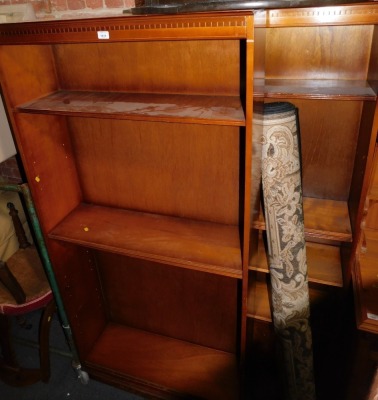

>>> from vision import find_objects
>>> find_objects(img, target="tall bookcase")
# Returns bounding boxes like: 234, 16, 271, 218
0, 12, 254, 399
0, 3, 377, 399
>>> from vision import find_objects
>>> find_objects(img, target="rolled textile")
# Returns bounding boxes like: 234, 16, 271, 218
260, 102, 316, 400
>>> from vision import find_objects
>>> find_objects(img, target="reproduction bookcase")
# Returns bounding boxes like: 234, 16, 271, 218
248, 6, 378, 395
249, 2, 378, 314
248, 4, 378, 397
0, 11, 254, 399
0, 2, 377, 399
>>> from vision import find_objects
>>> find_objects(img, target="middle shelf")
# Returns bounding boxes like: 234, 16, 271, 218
249, 232, 343, 287
48, 203, 242, 278
17, 90, 246, 126
252, 196, 352, 243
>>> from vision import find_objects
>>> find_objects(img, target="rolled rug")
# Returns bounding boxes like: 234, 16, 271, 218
260, 102, 316, 400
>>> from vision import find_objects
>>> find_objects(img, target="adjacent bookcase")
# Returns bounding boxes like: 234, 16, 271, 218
248, 3, 378, 353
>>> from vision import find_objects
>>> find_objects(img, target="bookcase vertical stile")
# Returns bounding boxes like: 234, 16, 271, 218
240, 13, 255, 363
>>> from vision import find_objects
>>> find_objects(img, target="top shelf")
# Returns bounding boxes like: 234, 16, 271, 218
254, 79, 377, 100
17, 91, 245, 126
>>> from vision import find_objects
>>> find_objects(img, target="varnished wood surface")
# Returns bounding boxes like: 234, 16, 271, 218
95, 251, 238, 353
262, 3, 378, 27
68, 118, 240, 225
255, 78, 377, 100
85, 323, 239, 400
53, 41, 240, 96
354, 229, 378, 334
249, 232, 343, 287
265, 98, 362, 201
252, 196, 352, 243
366, 201, 378, 230
49, 203, 242, 278
265, 25, 373, 81
0, 11, 251, 44
368, 144, 378, 201
247, 271, 341, 322
11, 114, 82, 234
354, 144, 378, 334
45, 242, 108, 360
247, 273, 271, 322
18, 90, 245, 126
348, 102, 378, 242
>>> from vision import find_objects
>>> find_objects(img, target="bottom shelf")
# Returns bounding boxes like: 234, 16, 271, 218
84, 323, 240, 400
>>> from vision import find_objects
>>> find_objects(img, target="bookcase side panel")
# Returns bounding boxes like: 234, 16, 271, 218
0, 45, 58, 106
48, 241, 108, 360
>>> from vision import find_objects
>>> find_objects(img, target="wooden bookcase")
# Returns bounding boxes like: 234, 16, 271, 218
0, 3, 377, 399
249, 4, 378, 330
0, 12, 254, 399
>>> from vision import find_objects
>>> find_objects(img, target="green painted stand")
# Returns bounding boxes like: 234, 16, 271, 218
0, 182, 89, 384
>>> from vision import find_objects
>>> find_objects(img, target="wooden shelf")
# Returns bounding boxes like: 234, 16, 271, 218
247, 273, 339, 322
252, 197, 352, 243
48, 203, 242, 278
84, 323, 239, 400
247, 274, 271, 322
354, 229, 378, 334
254, 79, 377, 100
249, 233, 343, 287
17, 90, 245, 126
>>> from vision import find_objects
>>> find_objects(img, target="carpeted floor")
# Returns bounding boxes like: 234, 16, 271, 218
0, 310, 144, 400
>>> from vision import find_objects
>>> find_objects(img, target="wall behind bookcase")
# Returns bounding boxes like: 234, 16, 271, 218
0, 0, 135, 20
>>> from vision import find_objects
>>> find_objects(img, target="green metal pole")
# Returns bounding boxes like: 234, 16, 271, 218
0, 182, 81, 364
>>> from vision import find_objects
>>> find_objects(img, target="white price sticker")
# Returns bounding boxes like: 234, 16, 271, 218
97, 31, 110, 40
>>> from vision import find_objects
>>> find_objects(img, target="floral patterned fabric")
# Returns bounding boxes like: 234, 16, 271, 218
260, 102, 316, 400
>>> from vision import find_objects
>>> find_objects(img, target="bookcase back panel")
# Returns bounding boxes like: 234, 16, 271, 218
54, 41, 240, 96
68, 117, 241, 225
265, 99, 362, 201
265, 25, 373, 80
95, 251, 238, 353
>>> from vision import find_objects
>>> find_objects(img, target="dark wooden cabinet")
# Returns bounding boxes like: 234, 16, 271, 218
0, 3, 377, 399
